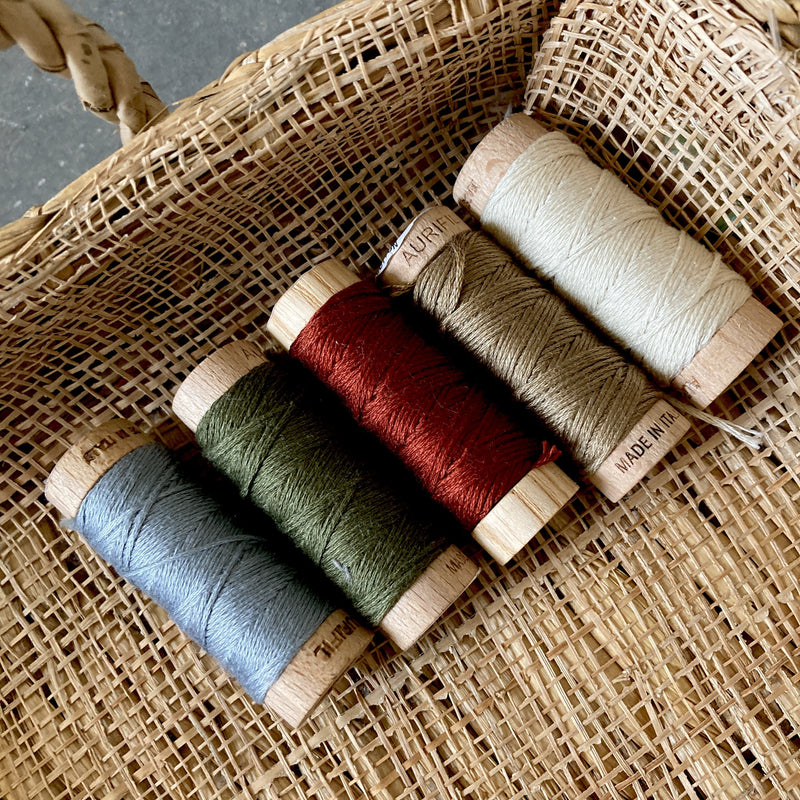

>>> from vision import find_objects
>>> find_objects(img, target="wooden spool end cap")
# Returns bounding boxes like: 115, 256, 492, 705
379, 544, 478, 650
264, 608, 372, 727
173, 341, 266, 433
672, 296, 782, 408
589, 400, 691, 502
453, 113, 546, 218
267, 259, 359, 350
45, 419, 153, 519
379, 206, 470, 287
473, 461, 578, 564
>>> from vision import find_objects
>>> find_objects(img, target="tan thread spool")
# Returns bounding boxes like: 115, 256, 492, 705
266, 258, 578, 564
173, 343, 479, 650
380, 206, 692, 503
452, 113, 782, 408
45, 418, 373, 728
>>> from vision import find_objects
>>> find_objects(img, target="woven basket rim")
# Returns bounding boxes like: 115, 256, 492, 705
0, 0, 380, 266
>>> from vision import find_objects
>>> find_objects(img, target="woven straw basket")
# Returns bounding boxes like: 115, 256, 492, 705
2, 0, 799, 797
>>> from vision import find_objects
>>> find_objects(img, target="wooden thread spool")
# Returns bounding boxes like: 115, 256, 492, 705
44, 418, 373, 728
266, 258, 578, 564
380, 206, 692, 502
453, 113, 782, 408
172, 342, 479, 650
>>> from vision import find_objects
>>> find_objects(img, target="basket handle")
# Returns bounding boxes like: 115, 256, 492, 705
731, 0, 800, 47
0, 0, 167, 143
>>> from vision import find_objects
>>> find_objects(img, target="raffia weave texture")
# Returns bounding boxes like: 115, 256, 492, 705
2, 0, 799, 798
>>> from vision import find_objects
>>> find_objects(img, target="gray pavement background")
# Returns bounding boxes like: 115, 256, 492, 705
0, 0, 333, 226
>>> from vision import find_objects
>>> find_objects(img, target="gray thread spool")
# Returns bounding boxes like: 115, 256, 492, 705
45, 419, 372, 727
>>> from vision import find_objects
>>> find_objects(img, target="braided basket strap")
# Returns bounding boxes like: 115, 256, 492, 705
0, 0, 166, 142
731, 0, 800, 46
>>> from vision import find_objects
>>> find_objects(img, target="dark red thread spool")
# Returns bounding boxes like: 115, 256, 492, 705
268, 259, 577, 564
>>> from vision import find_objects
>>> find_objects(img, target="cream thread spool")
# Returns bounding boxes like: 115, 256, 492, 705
44, 418, 373, 728
266, 258, 578, 564
380, 206, 692, 503
453, 113, 782, 408
172, 342, 479, 651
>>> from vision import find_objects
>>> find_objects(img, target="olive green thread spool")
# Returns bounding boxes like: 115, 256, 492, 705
173, 343, 479, 650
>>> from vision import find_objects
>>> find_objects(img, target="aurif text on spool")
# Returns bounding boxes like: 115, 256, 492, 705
312, 614, 362, 659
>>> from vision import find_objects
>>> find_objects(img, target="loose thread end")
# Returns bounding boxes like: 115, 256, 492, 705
381, 280, 415, 298
671, 399, 764, 449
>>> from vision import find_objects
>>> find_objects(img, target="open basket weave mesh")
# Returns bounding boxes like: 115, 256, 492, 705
2, 0, 800, 797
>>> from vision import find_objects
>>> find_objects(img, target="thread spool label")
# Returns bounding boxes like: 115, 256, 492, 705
457, 178, 482, 210
590, 400, 691, 502
312, 614, 361, 660
612, 408, 681, 474
379, 207, 468, 278
444, 548, 470, 575
46, 420, 153, 520
82, 426, 137, 464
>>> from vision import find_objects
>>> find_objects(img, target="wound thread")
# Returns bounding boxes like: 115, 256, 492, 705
411, 230, 660, 473
289, 280, 559, 530
73, 442, 334, 702
195, 355, 447, 627
481, 130, 751, 383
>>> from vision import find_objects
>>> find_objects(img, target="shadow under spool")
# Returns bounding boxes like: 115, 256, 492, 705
44, 418, 372, 728
266, 258, 578, 565
172, 345, 479, 651
381, 206, 692, 502
452, 113, 782, 408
